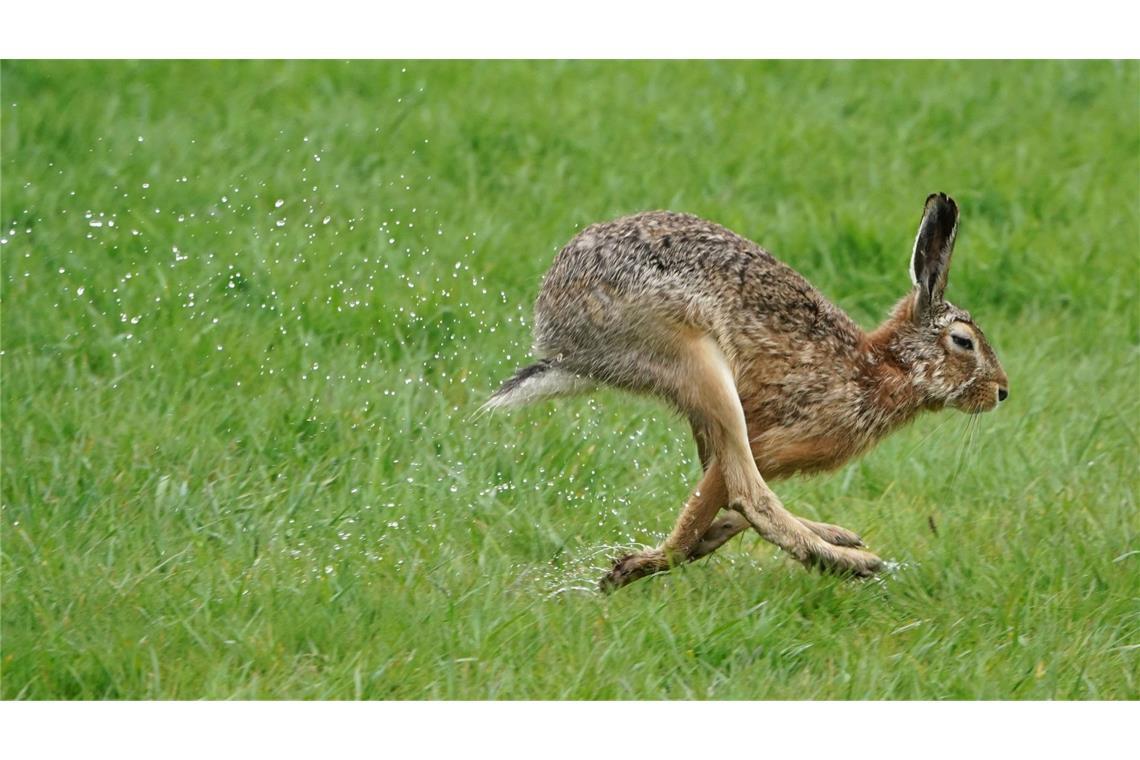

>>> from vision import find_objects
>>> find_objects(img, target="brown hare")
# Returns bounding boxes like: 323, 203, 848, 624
485, 193, 1008, 591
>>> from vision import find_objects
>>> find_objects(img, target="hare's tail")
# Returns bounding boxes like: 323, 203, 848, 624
480, 359, 595, 413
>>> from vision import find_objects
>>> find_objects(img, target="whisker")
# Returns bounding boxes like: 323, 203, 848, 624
951, 412, 975, 481
904, 412, 955, 460
962, 413, 982, 472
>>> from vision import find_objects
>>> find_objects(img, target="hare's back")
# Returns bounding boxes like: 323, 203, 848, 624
536, 211, 848, 341
541, 211, 777, 290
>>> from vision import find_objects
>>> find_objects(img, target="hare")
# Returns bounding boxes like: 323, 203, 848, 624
484, 193, 1008, 591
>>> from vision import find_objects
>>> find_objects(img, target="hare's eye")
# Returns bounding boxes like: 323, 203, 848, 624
951, 334, 974, 351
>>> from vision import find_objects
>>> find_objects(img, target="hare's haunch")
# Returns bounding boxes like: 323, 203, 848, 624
486, 193, 1008, 591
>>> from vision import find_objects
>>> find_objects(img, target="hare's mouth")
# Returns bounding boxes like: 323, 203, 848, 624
953, 381, 1006, 415
966, 393, 1002, 415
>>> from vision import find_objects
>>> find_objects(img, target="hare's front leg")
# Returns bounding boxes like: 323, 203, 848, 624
677, 336, 882, 578
598, 463, 724, 592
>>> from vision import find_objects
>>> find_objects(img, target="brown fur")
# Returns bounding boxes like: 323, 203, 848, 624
486, 193, 1008, 590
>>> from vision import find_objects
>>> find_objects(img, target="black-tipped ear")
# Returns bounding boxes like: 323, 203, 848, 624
910, 192, 959, 317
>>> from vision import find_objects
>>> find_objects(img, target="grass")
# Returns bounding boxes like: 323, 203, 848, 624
1, 60, 1137, 699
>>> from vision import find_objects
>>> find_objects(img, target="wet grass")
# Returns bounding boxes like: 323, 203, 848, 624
2, 60, 1138, 699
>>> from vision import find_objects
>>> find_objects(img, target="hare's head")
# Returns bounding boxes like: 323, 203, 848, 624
888, 193, 1008, 414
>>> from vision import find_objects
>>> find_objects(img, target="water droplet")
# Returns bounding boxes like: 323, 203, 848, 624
274, 199, 285, 208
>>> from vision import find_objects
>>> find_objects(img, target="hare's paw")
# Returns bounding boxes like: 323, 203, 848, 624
798, 517, 864, 548
598, 549, 670, 593
804, 543, 883, 578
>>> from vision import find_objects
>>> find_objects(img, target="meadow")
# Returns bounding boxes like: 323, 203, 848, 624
1, 60, 1137, 699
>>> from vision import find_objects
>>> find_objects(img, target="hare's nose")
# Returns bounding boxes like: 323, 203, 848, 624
998, 387, 1009, 402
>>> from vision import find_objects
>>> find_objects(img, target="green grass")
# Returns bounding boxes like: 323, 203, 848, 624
2, 60, 1138, 699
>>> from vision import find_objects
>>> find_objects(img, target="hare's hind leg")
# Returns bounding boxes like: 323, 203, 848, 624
599, 333, 880, 590
665, 336, 881, 579
685, 418, 865, 554
689, 511, 865, 562
796, 517, 866, 548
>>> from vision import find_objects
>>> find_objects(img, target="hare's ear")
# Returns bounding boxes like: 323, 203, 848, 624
909, 192, 959, 317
